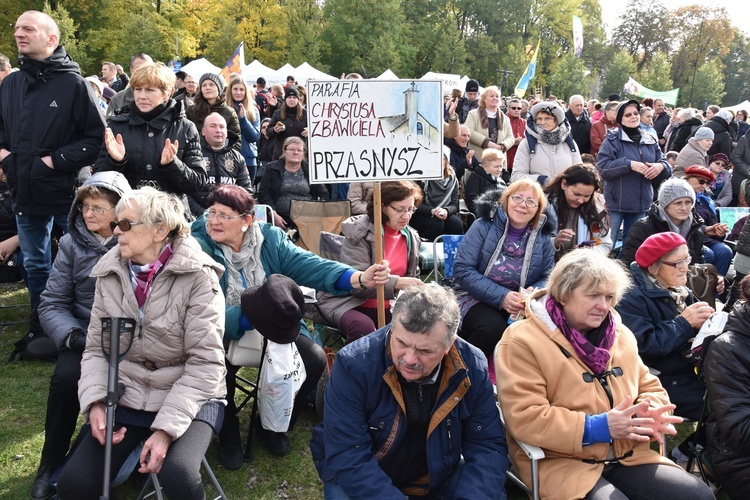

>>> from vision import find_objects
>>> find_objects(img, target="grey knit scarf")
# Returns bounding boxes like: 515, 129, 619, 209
219, 223, 266, 306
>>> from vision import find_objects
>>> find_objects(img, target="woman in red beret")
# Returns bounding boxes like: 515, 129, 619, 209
685, 165, 732, 276
616, 232, 711, 426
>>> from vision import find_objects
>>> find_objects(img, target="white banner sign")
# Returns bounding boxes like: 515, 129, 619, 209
307, 80, 444, 184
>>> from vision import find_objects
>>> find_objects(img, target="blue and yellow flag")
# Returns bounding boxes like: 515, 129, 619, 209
514, 39, 541, 98
220, 42, 244, 83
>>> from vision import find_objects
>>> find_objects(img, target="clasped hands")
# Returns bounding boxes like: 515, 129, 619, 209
607, 395, 681, 444
630, 161, 664, 180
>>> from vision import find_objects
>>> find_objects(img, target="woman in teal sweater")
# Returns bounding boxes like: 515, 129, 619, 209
191, 184, 387, 469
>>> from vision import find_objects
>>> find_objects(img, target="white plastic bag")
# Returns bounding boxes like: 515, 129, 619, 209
258, 339, 307, 432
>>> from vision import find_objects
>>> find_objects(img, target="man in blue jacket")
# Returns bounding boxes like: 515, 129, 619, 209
311, 285, 509, 499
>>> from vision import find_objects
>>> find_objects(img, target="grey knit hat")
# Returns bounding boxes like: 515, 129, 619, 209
199, 73, 225, 95
658, 177, 695, 209
530, 101, 565, 125
694, 127, 714, 141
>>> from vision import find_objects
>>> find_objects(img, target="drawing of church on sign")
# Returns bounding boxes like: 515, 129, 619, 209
378, 82, 441, 149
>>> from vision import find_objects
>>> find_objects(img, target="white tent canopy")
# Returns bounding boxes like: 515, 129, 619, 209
243, 59, 284, 86
276, 63, 296, 79
376, 69, 399, 80
723, 100, 750, 113
294, 62, 334, 84
181, 58, 222, 78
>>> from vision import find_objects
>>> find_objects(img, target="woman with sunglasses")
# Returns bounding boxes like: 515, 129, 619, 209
453, 179, 555, 364
57, 187, 226, 500
707, 152, 732, 207
191, 184, 389, 467
30, 172, 131, 500
596, 99, 671, 248
317, 181, 424, 343
617, 232, 712, 425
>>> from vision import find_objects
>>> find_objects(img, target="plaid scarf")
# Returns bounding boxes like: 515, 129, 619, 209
546, 297, 615, 376
129, 243, 173, 308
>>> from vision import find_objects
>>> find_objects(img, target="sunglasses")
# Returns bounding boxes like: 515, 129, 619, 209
696, 178, 709, 185
110, 220, 145, 232
509, 106, 522, 110
622, 112, 639, 118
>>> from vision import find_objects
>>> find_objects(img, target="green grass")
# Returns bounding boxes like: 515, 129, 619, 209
0, 281, 729, 499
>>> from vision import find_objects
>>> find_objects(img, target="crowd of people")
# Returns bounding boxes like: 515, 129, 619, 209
4, 9, 750, 500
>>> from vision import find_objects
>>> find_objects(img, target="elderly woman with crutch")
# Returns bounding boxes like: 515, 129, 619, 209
56, 187, 226, 500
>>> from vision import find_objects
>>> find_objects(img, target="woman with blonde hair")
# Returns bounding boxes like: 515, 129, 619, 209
94, 63, 206, 201
227, 74, 261, 183
465, 85, 514, 159
453, 178, 555, 361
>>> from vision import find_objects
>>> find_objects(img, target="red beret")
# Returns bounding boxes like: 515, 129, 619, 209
635, 232, 687, 269
684, 165, 715, 182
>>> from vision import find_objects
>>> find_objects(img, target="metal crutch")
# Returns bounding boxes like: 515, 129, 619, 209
100, 317, 136, 500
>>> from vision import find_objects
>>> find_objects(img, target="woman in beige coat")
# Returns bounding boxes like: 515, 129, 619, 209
465, 86, 514, 160
496, 250, 714, 500
57, 187, 226, 500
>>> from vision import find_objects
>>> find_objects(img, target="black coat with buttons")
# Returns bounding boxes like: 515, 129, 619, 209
94, 99, 207, 196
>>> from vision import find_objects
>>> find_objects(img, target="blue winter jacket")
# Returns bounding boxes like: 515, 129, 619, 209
453, 189, 555, 309
310, 326, 509, 498
237, 110, 260, 167
596, 127, 671, 213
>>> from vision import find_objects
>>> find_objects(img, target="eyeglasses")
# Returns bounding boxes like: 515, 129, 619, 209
509, 106, 522, 110
110, 220, 144, 232
285, 148, 305, 153
389, 205, 417, 216
509, 194, 539, 208
622, 112, 639, 118
78, 204, 114, 215
695, 178, 709, 185
206, 210, 247, 222
663, 256, 692, 269
712, 161, 727, 168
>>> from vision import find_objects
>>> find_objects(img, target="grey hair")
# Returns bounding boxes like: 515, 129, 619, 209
116, 186, 190, 238
640, 106, 653, 117
569, 94, 584, 105
678, 108, 697, 121
391, 285, 460, 348
646, 244, 687, 276
547, 249, 632, 307
604, 101, 619, 112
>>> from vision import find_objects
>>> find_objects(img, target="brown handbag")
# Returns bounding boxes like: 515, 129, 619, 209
686, 263, 719, 307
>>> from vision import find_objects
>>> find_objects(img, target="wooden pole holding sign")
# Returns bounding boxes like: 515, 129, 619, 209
373, 182, 386, 328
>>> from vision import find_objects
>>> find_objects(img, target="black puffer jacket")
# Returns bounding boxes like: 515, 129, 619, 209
669, 117, 703, 153
94, 99, 206, 196
705, 116, 733, 158
187, 137, 251, 216
256, 160, 329, 216
0, 47, 105, 215
704, 303, 750, 498
620, 202, 705, 268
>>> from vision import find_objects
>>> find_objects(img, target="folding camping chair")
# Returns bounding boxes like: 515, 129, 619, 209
426, 234, 464, 285
254, 204, 276, 226
290, 200, 351, 255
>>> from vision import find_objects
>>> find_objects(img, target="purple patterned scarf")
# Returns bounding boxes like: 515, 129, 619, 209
545, 297, 616, 375
130, 243, 173, 308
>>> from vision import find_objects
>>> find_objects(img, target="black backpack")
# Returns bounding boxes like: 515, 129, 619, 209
7, 308, 58, 363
